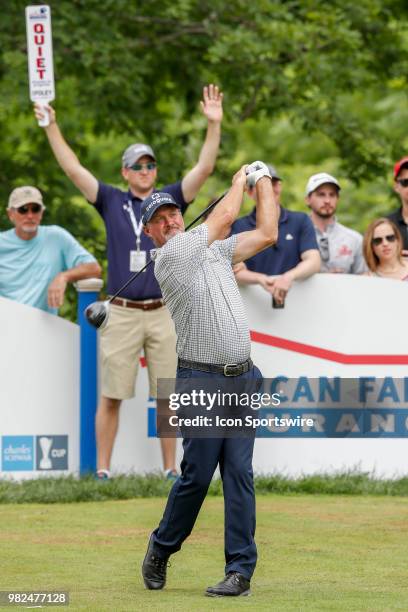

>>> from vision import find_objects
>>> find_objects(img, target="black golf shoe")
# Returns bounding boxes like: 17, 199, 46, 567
142, 534, 170, 590
206, 571, 251, 597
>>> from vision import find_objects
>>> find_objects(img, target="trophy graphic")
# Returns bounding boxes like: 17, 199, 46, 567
39, 436, 53, 469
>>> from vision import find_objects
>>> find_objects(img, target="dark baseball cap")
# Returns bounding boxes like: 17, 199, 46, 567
141, 192, 181, 225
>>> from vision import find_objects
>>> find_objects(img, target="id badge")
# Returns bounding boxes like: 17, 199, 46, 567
130, 250, 147, 272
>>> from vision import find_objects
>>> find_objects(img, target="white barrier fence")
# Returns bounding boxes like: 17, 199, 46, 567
1, 274, 407, 479
1, 297, 79, 477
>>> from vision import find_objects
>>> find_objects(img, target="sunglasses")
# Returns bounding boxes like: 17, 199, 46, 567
397, 178, 408, 187
372, 234, 396, 247
16, 203, 43, 215
129, 162, 157, 172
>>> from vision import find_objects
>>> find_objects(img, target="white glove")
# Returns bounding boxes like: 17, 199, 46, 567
245, 161, 272, 187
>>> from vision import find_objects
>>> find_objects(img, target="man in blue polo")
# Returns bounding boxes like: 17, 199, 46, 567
231, 164, 320, 306
34, 85, 223, 479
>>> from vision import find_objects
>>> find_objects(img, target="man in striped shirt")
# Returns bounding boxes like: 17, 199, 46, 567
141, 162, 279, 597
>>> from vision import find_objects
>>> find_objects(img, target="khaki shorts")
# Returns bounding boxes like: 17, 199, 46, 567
99, 304, 177, 400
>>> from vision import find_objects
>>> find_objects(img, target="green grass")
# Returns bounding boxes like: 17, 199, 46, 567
0, 495, 408, 611
1, 472, 408, 504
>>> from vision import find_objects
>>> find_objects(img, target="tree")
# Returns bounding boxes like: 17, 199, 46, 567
1, 0, 407, 318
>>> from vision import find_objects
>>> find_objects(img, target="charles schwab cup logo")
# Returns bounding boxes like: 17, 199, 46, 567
39, 437, 52, 469
36, 435, 68, 470
2, 436, 34, 471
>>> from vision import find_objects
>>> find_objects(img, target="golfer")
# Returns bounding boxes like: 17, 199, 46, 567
141, 162, 278, 597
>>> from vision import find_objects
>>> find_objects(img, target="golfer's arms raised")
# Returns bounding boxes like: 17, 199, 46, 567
232, 177, 278, 264
34, 103, 99, 203
204, 165, 247, 244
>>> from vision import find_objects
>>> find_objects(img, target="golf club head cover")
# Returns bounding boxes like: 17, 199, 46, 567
246, 161, 272, 188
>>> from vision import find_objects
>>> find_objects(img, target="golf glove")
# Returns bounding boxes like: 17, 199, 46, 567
246, 161, 272, 187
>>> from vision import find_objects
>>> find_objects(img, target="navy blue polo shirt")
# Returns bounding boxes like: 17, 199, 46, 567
94, 181, 187, 299
230, 206, 318, 274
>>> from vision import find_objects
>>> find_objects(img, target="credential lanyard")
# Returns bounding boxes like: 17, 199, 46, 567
126, 199, 143, 251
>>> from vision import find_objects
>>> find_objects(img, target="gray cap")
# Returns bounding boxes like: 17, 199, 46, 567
267, 164, 281, 180
122, 143, 156, 168
8, 186, 45, 210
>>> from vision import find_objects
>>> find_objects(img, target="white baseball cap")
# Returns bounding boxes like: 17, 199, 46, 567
305, 173, 340, 196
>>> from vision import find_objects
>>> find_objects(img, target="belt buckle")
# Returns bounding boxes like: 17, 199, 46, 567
224, 363, 239, 377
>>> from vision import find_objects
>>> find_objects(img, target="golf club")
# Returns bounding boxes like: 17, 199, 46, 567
85, 190, 228, 329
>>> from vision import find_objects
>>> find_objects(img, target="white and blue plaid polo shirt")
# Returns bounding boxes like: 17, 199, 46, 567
152, 224, 251, 364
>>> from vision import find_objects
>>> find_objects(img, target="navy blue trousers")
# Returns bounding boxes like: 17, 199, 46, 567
152, 365, 260, 580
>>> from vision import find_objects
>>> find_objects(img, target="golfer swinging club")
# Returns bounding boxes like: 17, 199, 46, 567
141, 161, 278, 597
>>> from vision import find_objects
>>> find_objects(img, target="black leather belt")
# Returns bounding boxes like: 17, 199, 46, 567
178, 358, 253, 377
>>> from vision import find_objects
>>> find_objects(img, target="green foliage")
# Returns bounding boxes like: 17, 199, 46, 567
1, 0, 408, 319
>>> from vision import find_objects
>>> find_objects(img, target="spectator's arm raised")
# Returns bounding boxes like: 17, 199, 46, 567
34, 103, 99, 203
181, 84, 223, 203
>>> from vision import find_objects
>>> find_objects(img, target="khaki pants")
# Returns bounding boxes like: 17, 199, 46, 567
99, 304, 177, 400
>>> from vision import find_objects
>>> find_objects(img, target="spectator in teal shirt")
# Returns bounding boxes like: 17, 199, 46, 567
0, 186, 101, 314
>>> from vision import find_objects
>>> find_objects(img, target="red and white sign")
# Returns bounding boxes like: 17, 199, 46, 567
25, 5, 55, 102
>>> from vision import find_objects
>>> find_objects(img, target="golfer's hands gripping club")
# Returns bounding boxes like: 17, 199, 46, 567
231, 165, 249, 191
245, 161, 272, 188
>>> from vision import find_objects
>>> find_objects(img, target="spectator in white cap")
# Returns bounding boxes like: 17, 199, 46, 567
305, 172, 366, 274
34, 84, 224, 480
0, 186, 101, 314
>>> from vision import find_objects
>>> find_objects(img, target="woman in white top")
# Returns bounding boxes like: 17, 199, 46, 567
363, 218, 408, 280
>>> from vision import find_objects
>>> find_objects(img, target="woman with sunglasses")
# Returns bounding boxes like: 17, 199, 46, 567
363, 218, 408, 280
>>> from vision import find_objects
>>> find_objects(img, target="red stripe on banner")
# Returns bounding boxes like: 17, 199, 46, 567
250, 330, 408, 365
140, 356, 147, 368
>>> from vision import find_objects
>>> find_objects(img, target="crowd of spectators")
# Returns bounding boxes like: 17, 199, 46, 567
231, 156, 408, 295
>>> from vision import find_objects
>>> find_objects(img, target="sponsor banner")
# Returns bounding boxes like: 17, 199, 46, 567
36, 435, 68, 470
0, 435, 68, 471
2, 436, 34, 471
255, 408, 408, 437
